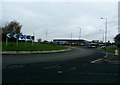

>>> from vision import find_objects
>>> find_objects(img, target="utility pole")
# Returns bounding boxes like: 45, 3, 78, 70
32, 32, 35, 46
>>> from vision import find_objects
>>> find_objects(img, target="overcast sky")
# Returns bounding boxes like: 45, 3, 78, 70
1, 0, 119, 42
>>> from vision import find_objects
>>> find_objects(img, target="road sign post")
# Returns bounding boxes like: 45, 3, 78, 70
16, 39, 18, 46
25, 39, 26, 47
6, 38, 8, 46
32, 40, 33, 46
6, 33, 35, 46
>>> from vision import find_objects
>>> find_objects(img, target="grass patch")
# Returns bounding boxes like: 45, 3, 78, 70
101, 47, 120, 62
2, 42, 67, 51
102, 47, 120, 53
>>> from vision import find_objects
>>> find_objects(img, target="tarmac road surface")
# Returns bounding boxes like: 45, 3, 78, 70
2, 47, 120, 85
3, 47, 96, 67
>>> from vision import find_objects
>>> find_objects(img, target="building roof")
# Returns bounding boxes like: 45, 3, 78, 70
53, 39, 85, 42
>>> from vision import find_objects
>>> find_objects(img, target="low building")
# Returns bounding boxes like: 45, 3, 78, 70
53, 39, 86, 46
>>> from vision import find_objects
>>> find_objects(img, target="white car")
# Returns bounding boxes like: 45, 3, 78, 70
101, 46, 106, 49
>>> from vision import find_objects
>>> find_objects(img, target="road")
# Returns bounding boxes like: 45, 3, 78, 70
2, 47, 97, 66
2, 47, 120, 85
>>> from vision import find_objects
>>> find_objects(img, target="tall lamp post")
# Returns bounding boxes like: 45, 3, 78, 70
99, 29, 104, 42
77, 27, 81, 40
70, 33, 72, 46
70, 33, 72, 40
45, 29, 48, 41
101, 18, 107, 46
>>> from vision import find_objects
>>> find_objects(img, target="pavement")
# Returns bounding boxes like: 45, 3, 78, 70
91, 53, 120, 64
2, 47, 120, 85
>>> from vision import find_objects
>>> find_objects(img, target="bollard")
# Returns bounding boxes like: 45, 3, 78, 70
115, 50, 119, 56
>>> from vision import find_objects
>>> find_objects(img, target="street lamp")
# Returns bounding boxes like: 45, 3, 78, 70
45, 29, 48, 41
70, 33, 72, 46
77, 27, 81, 40
101, 17, 107, 46
70, 33, 72, 40
99, 29, 104, 42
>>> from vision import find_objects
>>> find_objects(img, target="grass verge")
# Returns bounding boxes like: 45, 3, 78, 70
101, 47, 120, 62
102, 47, 120, 53
2, 42, 67, 51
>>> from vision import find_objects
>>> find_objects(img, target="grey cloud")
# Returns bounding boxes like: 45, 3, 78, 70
2, 2, 118, 41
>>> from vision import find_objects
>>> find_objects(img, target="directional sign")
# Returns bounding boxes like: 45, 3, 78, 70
26, 35, 31, 39
6, 33, 34, 40
6, 33, 11, 38
31, 36, 34, 40
13, 34, 17, 38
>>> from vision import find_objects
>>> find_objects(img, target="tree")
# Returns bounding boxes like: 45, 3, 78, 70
0, 27, 2, 41
2, 20, 22, 35
2, 20, 22, 41
114, 34, 120, 48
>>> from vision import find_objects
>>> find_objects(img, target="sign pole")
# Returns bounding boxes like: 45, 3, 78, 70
24, 35, 26, 47
6, 38, 8, 46
15, 34, 18, 46
32, 36, 34, 46
32, 32, 35, 46
25, 39, 26, 46
16, 39, 18, 46
32, 40, 33, 46
6, 33, 11, 46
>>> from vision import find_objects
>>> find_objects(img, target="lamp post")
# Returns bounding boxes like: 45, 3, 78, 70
70, 33, 72, 40
70, 33, 72, 46
45, 29, 48, 41
101, 18, 107, 46
99, 29, 104, 42
77, 27, 81, 40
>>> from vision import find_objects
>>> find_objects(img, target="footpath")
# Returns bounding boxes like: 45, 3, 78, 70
91, 49, 120, 64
